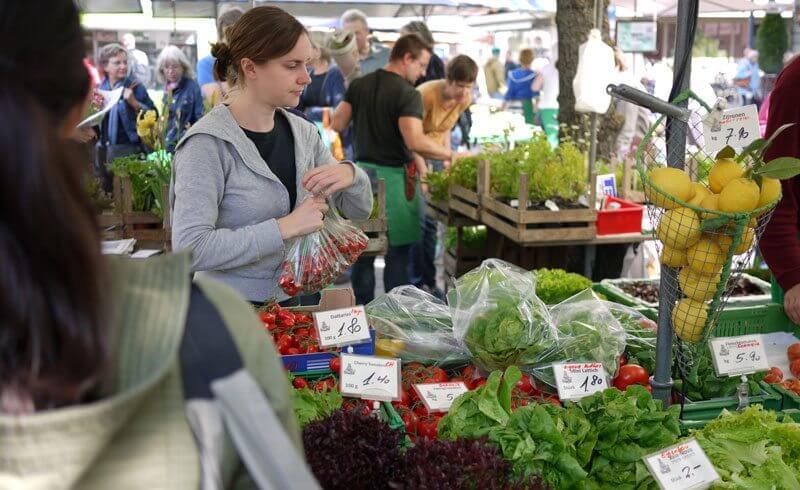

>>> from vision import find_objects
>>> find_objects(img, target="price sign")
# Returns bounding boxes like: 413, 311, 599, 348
314, 306, 371, 348
553, 362, 609, 401
339, 354, 400, 402
709, 334, 769, 377
701, 104, 760, 153
413, 382, 469, 413
644, 439, 720, 490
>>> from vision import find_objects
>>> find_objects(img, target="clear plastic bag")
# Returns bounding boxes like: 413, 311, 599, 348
602, 301, 658, 375
366, 285, 470, 366
278, 204, 368, 297
449, 259, 557, 372
529, 289, 627, 387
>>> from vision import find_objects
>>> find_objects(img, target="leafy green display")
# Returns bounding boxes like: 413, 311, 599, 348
424, 170, 450, 202
534, 268, 593, 305
108, 152, 171, 217
292, 384, 342, 428
673, 345, 766, 401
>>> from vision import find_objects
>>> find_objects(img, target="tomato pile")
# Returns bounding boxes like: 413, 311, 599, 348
259, 301, 333, 355
279, 217, 369, 297
770, 342, 800, 395
612, 359, 652, 393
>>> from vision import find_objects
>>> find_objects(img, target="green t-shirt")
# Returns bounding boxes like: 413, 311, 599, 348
345, 69, 423, 167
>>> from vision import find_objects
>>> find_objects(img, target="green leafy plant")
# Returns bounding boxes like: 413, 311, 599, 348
444, 226, 487, 253
534, 268, 592, 305
291, 378, 343, 428
449, 154, 483, 191
756, 13, 790, 74
424, 170, 451, 202
108, 153, 171, 217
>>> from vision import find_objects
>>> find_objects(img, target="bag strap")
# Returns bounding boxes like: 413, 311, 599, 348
180, 285, 320, 490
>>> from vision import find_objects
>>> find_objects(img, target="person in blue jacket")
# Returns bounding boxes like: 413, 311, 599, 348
156, 45, 204, 152
503, 48, 538, 125
96, 42, 156, 191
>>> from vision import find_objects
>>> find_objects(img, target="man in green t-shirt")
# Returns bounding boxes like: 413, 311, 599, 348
333, 33, 453, 304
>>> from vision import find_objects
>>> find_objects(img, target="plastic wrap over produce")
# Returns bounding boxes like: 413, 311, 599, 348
366, 285, 471, 365
448, 259, 557, 372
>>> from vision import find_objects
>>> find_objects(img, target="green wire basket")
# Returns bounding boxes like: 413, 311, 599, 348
635, 91, 781, 348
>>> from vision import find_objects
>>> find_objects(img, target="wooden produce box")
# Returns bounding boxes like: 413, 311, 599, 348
426, 196, 478, 227
118, 176, 172, 251
478, 161, 597, 245
349, 178, 387, 256
448, 182, 482, 222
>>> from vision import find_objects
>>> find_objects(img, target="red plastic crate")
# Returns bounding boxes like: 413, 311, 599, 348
596, 196, 644, 235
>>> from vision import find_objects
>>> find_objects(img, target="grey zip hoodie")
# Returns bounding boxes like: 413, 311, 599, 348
170, 105, 373, 302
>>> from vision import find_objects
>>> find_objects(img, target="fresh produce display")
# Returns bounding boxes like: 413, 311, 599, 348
291, 375, 344, 427
257, 301, 326, 355
279, 206, 368, 296
672, 344, 767, 401
444, 226, 487, 254
617, 276, 766, 305
533, 268, 593, 305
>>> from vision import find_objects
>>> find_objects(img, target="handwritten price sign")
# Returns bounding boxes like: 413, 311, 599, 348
339, 354, 400, 402
644, 439, 720, 490
709, 334, 769, 377
413, 382, 470, 413
701, 104, 760, 153
553, 362, 609, 401
314, 306, 371, 348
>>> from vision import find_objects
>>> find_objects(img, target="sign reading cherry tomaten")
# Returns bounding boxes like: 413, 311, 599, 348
339, 354, 400, 402
553, 362, 609, 401
413, 382, 470, 413
644, 439, 720, 490
314, 306, 371, 348
709, 334, 769, 377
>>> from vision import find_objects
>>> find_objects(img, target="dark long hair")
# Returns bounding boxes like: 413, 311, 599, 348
0, 1, 106, 409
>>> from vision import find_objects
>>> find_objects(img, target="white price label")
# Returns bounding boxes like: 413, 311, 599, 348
314, 306, 371, 348
644, 439, 720, 490
553, 362, 609, 401
339, 354, 400, 402
701, 104, 760, 153
709, 334, 769, 377
413, 382, 469, 413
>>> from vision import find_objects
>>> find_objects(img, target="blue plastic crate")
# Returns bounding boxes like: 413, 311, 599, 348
281, 330, 376, 374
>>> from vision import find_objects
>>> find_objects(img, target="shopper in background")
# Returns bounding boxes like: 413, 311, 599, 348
171, 6, 372, 304
504, 48, 538, 124
340, 9, 390, 76
0, 1, 303, 487
532, 44, 559, 147
198, 6, 244, 105
156, 45, 204, 152
96, 42, 156, 191
734, 48, 762, 106
484, 46, 506, 99
122, 33, 151, 87
333, 34, 454, 304
410, 55, 478, 297
757, 55, 800, 323
400, 21, 445, 86
504, 50, 519, 78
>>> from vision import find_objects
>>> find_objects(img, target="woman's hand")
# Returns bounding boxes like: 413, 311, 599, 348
72, 126, 96, 143
302, 162, 355, 198
123, 82, 141, 110
277, 196, 329, 240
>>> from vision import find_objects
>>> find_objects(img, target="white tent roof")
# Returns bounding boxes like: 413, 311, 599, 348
612, 0, 762, 17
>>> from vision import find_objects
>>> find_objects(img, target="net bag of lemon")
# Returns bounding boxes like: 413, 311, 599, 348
640, 93, 799, 354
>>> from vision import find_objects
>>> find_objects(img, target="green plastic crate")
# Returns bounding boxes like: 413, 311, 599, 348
678, 381, 782, 421
772, 384, 800, 410
713, 302, 798, 337
779, 409, 800, 422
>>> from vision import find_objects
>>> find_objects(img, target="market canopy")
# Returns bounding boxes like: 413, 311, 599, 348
612, 0, 761, 17
78, 0, 144, 13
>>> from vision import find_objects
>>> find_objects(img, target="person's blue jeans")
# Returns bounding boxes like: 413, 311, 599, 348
351, 244, 413, 305
410, 159, 444, 291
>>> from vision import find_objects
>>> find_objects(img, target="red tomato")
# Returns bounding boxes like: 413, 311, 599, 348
314, 377, 336, 392
544, 396, 562, 407
429, 366, 448, 383
329, 357, 341, 374
294, 327, 310, 338
416, 415, 439, 440
764, 367, 784, 384
791, 359, 800, 379
516, 374, 535, 394
613, 364, 650, 391
306, 344, 320, 354
618, 355, 628, 367
259, 311, 276, 324
413, 402, 429, 417
462, 364, 478, 381
398, 389, 410, 407
286, 347, 301, 356
789, 343, 800, 362
276, 334, 293, 353
472, 378, 487, 389
292, 377, 309, 389
276, 310, 295, 327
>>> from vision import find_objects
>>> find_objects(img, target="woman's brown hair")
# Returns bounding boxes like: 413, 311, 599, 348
212, 6, 307, 86
1, 0, 106, 410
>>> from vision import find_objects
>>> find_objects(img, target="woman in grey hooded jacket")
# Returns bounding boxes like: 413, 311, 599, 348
171, 6, 373, 303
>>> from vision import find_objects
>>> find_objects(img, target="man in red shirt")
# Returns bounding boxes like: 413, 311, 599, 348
758, 55, 800, 323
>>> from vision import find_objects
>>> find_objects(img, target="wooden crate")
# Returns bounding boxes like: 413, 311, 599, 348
479, 161, 597, 245
119, 177, 171, 250
349, 179, 387, 257
96, 178, 124, 240
449, 183, 481, 221
426, 196, 477, 227
620, 159, 645, 203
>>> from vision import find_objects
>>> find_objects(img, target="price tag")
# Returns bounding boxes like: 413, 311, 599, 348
413, 382, 469, 413
709, 334, 769, 376
644, 439, 720, 490
701, 104, 760, 153
339, 354, 400, 402
553, 362, 609, 401
314, 306, 371, 348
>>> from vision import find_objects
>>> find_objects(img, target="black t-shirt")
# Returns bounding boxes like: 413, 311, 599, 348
344, 69, 423, 167
242, 112, 297, 209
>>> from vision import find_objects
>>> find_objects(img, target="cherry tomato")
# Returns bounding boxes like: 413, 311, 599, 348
259, 311, 276, 324
789, 343, 800, 362
292, 377, 309, 389
286, 347, 301, 356
764, 366, 784, 384
515, 374, 535, 394
413, 402, 429, 417
791, 359, 800, 379
329, 357, 341, 373
416, 415, 440, 440
294, 327, 310, 338
276, 334, 293, 353
314, 377, 336, 392
472, 378, 487, 389
613, 364, 650, 391
306, 344, 320, 354
429, 366, 448, 383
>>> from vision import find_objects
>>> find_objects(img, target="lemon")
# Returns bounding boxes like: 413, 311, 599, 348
699, 193, 720, 219
718, 227, 755, 255
687, 238, 725, 275
672, 299, 709, 343
758, 177, 782, 208
375, 338, 405, 357
709, 158, 744, 193
679, 268, 722, 301
661, 246, 688, 267
656, 207, 702, 250
719, 178, 760, 213
687, 183, 710, 206
646, 167, 693, 209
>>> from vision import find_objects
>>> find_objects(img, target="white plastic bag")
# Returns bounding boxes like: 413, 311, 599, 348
573, 29, 615, 114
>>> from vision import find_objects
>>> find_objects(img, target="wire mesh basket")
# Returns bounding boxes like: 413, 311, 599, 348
636, 91, 781, 348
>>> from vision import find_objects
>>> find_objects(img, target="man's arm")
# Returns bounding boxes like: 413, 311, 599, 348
398, 116, 451, 161
332, 101, 352, 134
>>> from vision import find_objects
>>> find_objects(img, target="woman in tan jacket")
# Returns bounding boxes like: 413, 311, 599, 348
0, 2, 307, 488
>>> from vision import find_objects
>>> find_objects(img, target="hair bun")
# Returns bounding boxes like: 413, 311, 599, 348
211, 42, 232, 82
